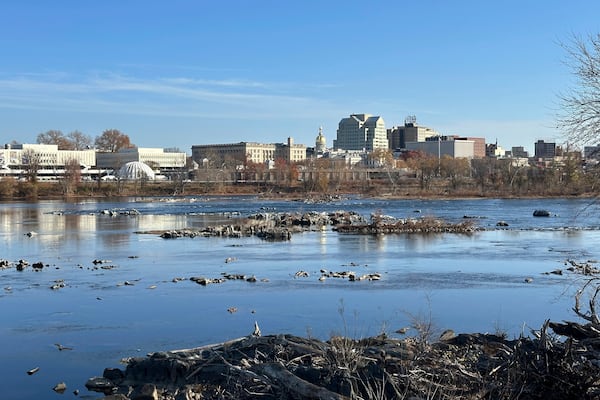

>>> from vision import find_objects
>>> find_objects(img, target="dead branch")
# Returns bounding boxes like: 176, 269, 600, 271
253, 362, 351, 400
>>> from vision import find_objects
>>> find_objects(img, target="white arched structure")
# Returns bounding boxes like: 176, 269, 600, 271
117, 161, 155, 180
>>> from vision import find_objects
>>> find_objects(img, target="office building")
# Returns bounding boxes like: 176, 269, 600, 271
534, 140, 556, 159
511, 146, 529, 158
406, 137, 475, 159
333, 114, 387, 151
0, 143, 96, 180
191, 137, 306, 166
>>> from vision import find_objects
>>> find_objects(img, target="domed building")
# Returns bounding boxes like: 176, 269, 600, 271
315, 126, 326, 154
117, 161, 155, 180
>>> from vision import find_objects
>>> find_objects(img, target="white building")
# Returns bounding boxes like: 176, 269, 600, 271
96, 147, 187, 173
333, 114, 388, 151
405, 139, 475, 159
324, 149, 366, 166
0, 144, 96, 180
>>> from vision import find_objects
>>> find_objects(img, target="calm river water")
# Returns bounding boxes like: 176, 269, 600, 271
1, 195, 600, 399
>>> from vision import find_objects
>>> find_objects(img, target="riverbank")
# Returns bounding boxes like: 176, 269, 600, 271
85, 318, 600, 400
1, 178, 598, 201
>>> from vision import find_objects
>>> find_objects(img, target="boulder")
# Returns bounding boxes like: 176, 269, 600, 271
103, 368, 125, 385
52, 382, 67, 393
130, 383, 158, 400
85, 376, 116, 395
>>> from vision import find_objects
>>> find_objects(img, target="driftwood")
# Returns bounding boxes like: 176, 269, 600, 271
87, 328, 600, 400
254, 362, 351, 400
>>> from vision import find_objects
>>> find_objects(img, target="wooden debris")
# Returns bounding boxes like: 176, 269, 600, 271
54, 343, 73, 351
85, 322, 600, 400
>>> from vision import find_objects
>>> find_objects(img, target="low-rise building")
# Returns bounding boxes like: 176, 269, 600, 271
323, 149, 365, 166
0, 143, 96, 180
191, 137, 306, 166
95, 147, 187, 173
461, 137, 486, 158
405, 137, 475, 159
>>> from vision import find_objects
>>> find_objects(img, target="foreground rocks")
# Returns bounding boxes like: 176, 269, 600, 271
86, 319, 600, 400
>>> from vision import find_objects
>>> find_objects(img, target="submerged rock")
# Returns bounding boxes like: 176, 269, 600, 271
85, 376, 116, 395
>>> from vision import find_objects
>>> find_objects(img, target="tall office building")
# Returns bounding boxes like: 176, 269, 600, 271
387, 117, 439, 149
534, 140, 556, 159
333, 114, 387, 151
511, 146, 529, 158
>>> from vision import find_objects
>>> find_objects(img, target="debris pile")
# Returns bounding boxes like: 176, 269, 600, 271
86, 321, 600, 400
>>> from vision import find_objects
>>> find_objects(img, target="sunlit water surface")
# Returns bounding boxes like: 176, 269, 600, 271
1, 196, 600, 399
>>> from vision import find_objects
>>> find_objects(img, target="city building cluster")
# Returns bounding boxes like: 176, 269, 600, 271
0, 113, 589, 182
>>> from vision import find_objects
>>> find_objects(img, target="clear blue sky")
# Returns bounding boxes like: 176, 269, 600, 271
0, 1, 598, 155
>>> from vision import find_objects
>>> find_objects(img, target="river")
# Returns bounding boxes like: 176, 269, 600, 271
1, 195, 599, 399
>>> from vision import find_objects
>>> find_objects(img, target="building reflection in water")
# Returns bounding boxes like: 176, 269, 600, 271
319, 228, 328, 254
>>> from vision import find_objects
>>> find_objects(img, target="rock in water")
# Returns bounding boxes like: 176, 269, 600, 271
53, 382, 67, 393
85, 376, 116, 395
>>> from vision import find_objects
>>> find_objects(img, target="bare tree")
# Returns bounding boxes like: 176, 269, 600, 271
67, 130, 92, 150
314, 158, 331, 194
440, 155, 470, 190
95, 129, 133, 152
557, 33, 600, 145
470, 158, 494, 193
22, 149, 40, 182
37, 130, 73, 149
61, 158, 81, 194
406, 152, 437, 190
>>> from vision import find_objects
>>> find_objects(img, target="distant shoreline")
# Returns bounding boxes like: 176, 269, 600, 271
1, 179, 598, 202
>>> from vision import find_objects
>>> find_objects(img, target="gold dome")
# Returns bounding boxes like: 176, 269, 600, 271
315, 126, 326, 152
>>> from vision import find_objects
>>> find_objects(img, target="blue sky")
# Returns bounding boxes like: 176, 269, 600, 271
0, 1, 598, 155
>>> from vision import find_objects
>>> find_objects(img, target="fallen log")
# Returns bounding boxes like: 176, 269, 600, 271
253, 362, 351, 400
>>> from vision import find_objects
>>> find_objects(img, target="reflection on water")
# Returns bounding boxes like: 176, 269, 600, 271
0, 197, 600, 399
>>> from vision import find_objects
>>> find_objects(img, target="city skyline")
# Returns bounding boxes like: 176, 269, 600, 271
1, 1, 599, 155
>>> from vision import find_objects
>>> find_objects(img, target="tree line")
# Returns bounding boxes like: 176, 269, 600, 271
34, 129, 134, 153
